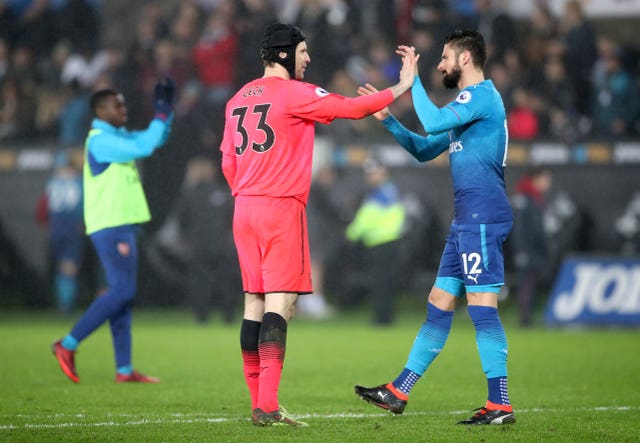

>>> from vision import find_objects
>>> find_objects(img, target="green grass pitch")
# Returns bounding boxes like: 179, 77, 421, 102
0, 306, 639, 442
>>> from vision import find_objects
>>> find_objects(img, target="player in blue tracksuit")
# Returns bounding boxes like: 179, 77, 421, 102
355, 30, 515, 425
52, 78, 175, 384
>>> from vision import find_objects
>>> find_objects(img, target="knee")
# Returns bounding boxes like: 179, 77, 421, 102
427, 287, 456, 311
285, 302, 296, 321
110, 284, 136, 304
243, 293, 265, 321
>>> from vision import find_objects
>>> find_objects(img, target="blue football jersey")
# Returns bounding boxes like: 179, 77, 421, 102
383, 77, 512, 224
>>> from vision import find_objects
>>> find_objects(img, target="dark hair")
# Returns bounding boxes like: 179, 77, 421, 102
90, 89, 118, 113
444, 30, 487, 69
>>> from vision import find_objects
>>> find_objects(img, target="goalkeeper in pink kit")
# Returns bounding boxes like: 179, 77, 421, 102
220, 23, 418, 426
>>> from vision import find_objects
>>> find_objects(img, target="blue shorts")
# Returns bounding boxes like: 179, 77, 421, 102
434, 221, 512, 297
50, 230, 84, 263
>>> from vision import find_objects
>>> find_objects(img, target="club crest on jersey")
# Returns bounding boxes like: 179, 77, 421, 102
456, 90, 472, 104
315, 87, 329, 97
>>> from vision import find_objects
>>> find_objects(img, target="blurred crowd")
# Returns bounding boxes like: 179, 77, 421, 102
2, 0, 640, 319
0, 0, 639, 151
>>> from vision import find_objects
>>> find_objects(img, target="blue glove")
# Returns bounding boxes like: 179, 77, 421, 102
162, 76, 175, 106
153, 76, 175, 117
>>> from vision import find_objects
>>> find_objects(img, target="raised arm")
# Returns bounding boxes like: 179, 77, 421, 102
329, 45, 419, 119
388, 44, 420, 99
90, 118, 171, 163
411, 75, 462, 134
357, 82, 449, 162
288, 45, 419, 123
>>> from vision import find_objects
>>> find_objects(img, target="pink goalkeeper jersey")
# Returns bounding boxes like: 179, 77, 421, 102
220, 76, 393, 205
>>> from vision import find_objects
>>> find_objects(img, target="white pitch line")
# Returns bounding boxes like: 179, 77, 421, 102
0, 406, 637, 430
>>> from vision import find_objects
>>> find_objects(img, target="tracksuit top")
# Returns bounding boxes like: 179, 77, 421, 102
346, 182, 406, 247
83, 117, 171, 235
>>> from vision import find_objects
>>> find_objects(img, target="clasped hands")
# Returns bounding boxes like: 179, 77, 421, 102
358, 45, 419, 121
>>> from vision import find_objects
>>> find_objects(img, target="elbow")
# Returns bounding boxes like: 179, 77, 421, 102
413, 152, 427, 162
340, 107, 369, 120
412, 150, 431, 163
136, 141, 158, 157
350, 112, 368, 120
418, 115, 448, 135
221, 163, 235, 185
421, 122, 441, 135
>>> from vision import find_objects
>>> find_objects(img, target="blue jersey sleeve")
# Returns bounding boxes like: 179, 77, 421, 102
411, 76, 488, 134
382, 114, 449, 162
90, 117, 171, 163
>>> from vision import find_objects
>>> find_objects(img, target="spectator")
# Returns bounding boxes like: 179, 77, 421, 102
234, 0, 278, 89
559, 0, 598, 117
51, 0, 101, 53
475, 0, 518, 62
142, 81, 213, 235
614, 191, 640, 255
528, 2, 558, 42
60, 43, 116, 90
544, 190, 591, 280
407, 0, 449, 47
535, 56, 577, 138
590, 38, 637, 137
507, 87, 539, 141
0, 77, 20, 140
192, 5, 238, 111
294, 0, 354, 86
367, 37, 402, 86
0, 38, 9, 81
297, 164, 342, 319
57, 79, 90, 147
345, 157, 407, 325
487, 61, 513, 109
133, 38, 191, 125
173, 156, 239, 324
168, 2, 202, 61
447, 0, 479, 29
7, 0, 56, 57
0, 4, 18, 45
0, 0, 639, 147
0, 217, 48, 307
510, 166, 552, 327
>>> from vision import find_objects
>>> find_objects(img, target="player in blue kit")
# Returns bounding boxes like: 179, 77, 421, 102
52, 79, 175, 384
354, 30, 515, 425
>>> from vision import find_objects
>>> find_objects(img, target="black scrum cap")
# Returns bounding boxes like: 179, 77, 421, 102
261, 23, 306, 78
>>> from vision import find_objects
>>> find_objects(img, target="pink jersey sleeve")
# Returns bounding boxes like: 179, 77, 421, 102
287, 82, 394, 124
219, 107, 237, 189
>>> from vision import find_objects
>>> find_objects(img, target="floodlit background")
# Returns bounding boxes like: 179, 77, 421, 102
0, 0, 639, 328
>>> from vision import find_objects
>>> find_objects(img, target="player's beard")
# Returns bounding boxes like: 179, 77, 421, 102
442, 66, 461, 89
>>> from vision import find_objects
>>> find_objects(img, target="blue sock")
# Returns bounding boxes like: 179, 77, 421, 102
487, 376, 511, 406
110, 308, 132, 370
55, 274, 77, 313
468, 305, 510, 405
393, 303, 454, 394
61, 334, 78, 351
117, 364, 133, 375
392, 368, 420, 395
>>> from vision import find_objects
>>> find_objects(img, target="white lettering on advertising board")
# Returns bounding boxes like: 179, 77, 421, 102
552, 264, 640, 321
